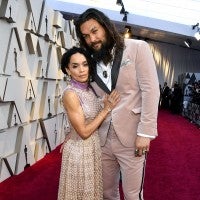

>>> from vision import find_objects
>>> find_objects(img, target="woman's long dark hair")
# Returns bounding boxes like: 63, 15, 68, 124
75, 8, 124, 58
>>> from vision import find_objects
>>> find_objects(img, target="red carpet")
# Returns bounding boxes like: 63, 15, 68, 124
143, 110, 200, 200
0, 110, 200, 200
0, 147, 61, 200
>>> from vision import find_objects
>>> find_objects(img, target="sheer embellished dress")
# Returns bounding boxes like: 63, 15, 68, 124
57, 80, 103, 200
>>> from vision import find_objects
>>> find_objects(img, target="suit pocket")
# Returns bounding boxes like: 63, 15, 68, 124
131, 107, 141, 114
120, 58, 131, 68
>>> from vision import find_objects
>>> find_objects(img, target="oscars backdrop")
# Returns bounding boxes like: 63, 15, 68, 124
0, 0, 77, 182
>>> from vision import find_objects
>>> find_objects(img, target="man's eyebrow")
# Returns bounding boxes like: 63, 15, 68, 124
84, 26, 97, 34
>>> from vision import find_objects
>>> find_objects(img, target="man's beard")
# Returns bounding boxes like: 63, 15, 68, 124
89, 41, 114, 65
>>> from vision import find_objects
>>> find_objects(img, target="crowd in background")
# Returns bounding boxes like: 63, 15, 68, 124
186, 81, 200, 105
159, 80, 200, 126
159, 81, 183, 114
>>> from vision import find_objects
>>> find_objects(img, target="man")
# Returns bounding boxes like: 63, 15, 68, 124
75, 8, 160, 200
161, 82, 170, 109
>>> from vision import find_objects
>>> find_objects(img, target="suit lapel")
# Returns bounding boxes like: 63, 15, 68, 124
93, 48, 123, 94
111, 49, 123, 90
93, 71, 111, 94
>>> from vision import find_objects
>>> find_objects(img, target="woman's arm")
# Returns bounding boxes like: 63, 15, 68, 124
62, 90, 119, 140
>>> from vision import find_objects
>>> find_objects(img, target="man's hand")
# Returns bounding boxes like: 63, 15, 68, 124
135, 136, 150, 157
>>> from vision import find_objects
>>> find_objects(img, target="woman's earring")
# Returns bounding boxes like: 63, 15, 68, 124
66, 74, 71, 85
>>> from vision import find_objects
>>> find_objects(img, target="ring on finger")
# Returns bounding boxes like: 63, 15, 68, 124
142, 149, 147, 154
135, 149, 139, 156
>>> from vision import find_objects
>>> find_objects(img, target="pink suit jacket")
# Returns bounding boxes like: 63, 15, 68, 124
91, 39, 160, 147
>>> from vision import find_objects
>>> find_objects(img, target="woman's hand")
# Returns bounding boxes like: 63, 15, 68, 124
103, 90, 120, 112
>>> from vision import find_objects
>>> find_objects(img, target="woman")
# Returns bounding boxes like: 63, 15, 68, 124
57, 47, 120, 200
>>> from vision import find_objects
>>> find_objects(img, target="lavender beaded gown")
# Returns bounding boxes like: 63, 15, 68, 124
58, 80, 103, 200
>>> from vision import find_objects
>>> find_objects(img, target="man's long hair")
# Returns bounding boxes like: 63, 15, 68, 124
75, 8, 124, 64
